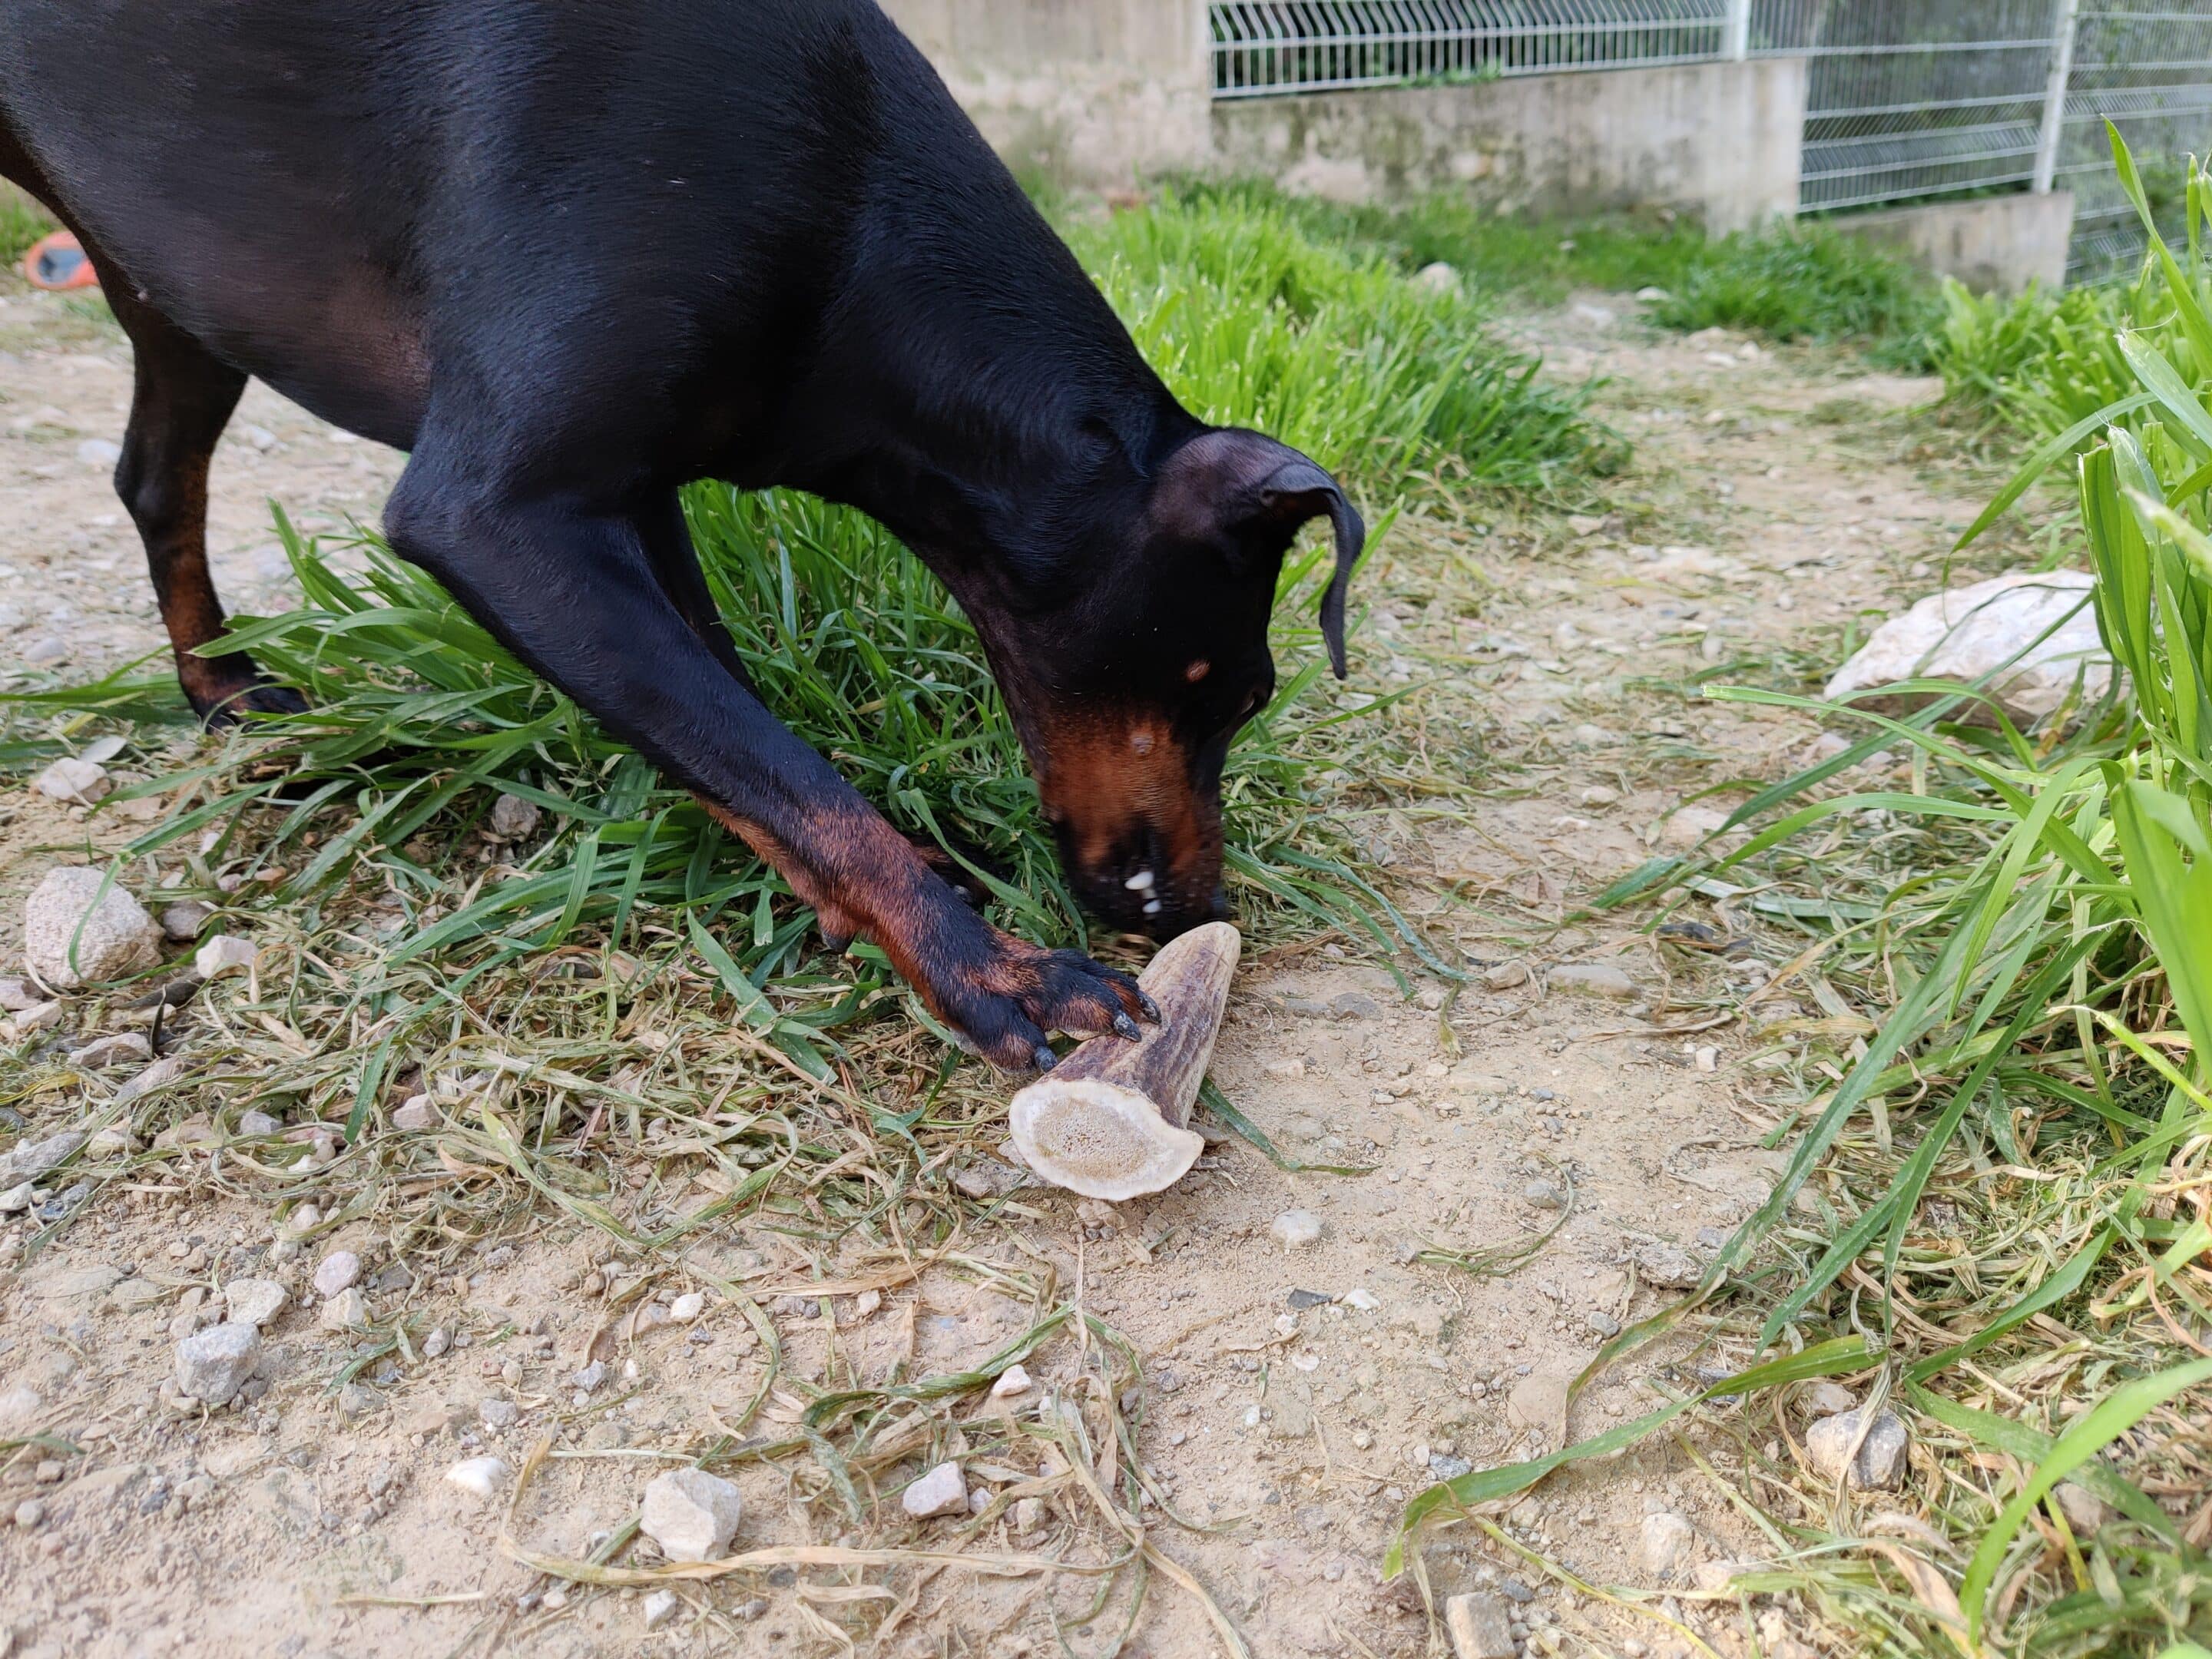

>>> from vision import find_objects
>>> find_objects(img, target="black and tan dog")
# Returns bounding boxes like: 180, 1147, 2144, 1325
0, 0, 1363, 1068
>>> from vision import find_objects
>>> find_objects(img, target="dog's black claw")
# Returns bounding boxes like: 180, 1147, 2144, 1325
1032, 1045, 1058, 1072
1112, 1011, 1143, 1041
1137, 991, 1162, 1023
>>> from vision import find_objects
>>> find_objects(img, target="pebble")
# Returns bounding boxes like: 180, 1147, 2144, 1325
33, 756, 108, 804
1412, 261, 1460, 294
1523, 1180, 1567, 1210
174, 1321, 261, 1406
77, 436, 121, 465
1805, 1406, 1909, 1490
159, 899, 214, 942
0, 975, 34, 1011
902, 1460, 969, 1518
390, 1094, 435, 1131
1549, 962, 1637, 998
73, 1031, 151, 1070
670, 1291, 705, 1322
1444, 1591, 1516, 1659
0, 1182, 33, 1214
641, 1467, 744, 1561
337, 1382, 379, 1417
0, 1129, 83, 1186
443, 1456, 510, 1502
24, 868, 162, 988
0, 1386, 40, 1432
1286, 1288, 1332, 1310
1330, 991, 1381, 1020
313, 1250, 362, 1297
1343, 1287, 1379, 1311
1640, 1511, 1695, 1576
2055, 1481, 2107, 1535
237, 1109, 282, 1137
641, 1589, 680, 1631
422, 1327, 451, 1359
14, 1498, 46, 1530
320, 1287, 369, 1330
1797, 1381, 1856, 1419
573, 1359, 608, 1392
1482, 959, 1530, 989
1012, 1495, 1045, 1535
488, 793, 542, 839
5, 999, 62, 1038
224, 1278, 288, 1328
1270, 1210, 1323, 1248
194, 934, 260, 979
991, 1363, 1033, 1399
1576, 785, 1620, 807
1634, 1242, 1702, 1289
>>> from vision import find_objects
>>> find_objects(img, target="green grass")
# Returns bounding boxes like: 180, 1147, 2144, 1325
1389, 127, 2212, 1657
1156, 180, 1943, 366
0, 184, 55, 268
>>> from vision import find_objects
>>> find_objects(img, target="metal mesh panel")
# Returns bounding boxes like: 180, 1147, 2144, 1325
2055, 5, 2212, 280
1750, 0, 2061, 213
1209, 2, 1728, 98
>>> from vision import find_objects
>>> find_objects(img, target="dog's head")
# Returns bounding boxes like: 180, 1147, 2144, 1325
979, 427, 1363, 939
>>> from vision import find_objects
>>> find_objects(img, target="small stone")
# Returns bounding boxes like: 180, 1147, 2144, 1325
194, 934, 260, 979
1634, 1243, 1702, 1289
1482, 959, 1530, 990
902, 1460, 969, 1518
337, 1381, 379, 1417
670, 1291, 705, 1322
1694, 1559, 1749, 1593
0, 1384, 41, 1432
159, 900, 214, 942
2055, 1481, 2107, 1535
488, 793, 541, 840
1640, 1512, 1695, 1577
641, 1589, 680, 1631
390, 1094, 435, 1131
1343, 1287, 1379, 1311
77, 436, 122, 466
422, 1327, 452, 1359
237, 1110, 282, 1137
0, 1181, 33, 1213
1330, 991, 1382, 1021
479, 1397, 519, 1429
320, 1286, 369, 1330
22, 634, 65, 664
1412, 261, 1460, 295
24, 868, 163, 988
854, 1288, 882, 1318
0, 1129, 82, 1186
0, 976, 34, 1012
313, 1250, 362, 1297
1797, 1382, 1856, 1419
71, 1031, 151, 1071
33, 756, 109, 804
1286, 1288, 1332, 1310
1444, 1591, 1516, 1659
15, 1498, 46, 1530
1012, 1495, 1045, 1535
642, 1469, 745, 1561
444, 1456, 510, 1502
991, 1363, 1033, 1399
1804, 1406, 1909, 1490
1270, 1210, 1323, 1248
85, 1125, 137, 1158
572, 1359, 608, 1392
224, 1278, 287, 1328
1523, 1180, 1567, 1210
1576, 785, 1620, 807
174, 1321, 261, 1406
1550, 962, 1637, 998
5, 998, 64, 1039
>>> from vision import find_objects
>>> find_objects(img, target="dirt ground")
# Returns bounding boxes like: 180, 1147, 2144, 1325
0, 276, 2012, 1657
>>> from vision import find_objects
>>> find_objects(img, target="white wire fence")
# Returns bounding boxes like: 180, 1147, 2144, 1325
1206, 0, 2212, 283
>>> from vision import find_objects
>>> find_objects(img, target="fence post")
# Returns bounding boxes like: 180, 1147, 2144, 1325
2034, 0, 2081, 193
1722, 0, 1750, 61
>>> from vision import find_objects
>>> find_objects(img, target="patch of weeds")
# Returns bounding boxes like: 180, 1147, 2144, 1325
0, 183, 54, 267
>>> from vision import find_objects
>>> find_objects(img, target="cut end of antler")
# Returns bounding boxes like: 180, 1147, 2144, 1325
1005, 921, 1240, 1201
1008, 1077, 1206, 1201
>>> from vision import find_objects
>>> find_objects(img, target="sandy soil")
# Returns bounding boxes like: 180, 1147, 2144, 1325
0, 278, 2018, 1658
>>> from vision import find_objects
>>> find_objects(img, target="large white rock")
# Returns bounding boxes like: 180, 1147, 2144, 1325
1824, 571, 2112, 726
24, 868, 162, 989
640, 1468, 743, 1561
174, 1321, 260, 1406
901, 1461, 969, 1518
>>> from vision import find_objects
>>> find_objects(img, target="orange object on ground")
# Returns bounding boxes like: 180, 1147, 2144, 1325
22, 230, 98, 291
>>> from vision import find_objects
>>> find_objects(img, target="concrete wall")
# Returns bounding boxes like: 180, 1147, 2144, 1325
1837, 192, 2075, 295
1208, 58, 1806, 233
879, 0, 1211, 185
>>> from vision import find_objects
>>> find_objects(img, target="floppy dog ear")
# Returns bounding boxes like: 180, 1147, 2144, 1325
1151, 429, 1367, 678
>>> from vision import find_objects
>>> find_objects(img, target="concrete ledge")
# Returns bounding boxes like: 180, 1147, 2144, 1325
1836, 193, 2075, 295
1209, 58, 1805, 233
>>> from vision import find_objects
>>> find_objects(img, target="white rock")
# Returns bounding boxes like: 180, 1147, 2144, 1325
194, 935, 260, 979
391, 1094, 435, 1131
114, 1054, 186, 1105
1636, 285, 1671, 302
1805, 1406, 1909, 1490
0, 977, 35, 1012
1445, 1591, 1517, 1659
1825, 571, 2111, 726
0, 1183, 32, 1214
237, 1109, 281, 1137
319, 1286, 369, 1330
0, 1384, 41, 1431
479, 1397, 518, 1429
488, 793, 541, 839
159, 900, 214, 942
5, 1001, 63, 1038
1551, 962, 1637, 998
669, 1291, 705, 1322
76, 437, 121, 467
1482, 959, 1530, 990
32, 757, 108, 804
313, 1249, 362, 1298
641, 1589, 680, 1630
1657, 805, 1734, 849
0, 1129, 84, 1185
1797, 1381, 1856, 1419
1012, 1495, 1045, 1535
224, 1279, 288, 1328
174, 1321, 260, 1406
72, 1031, 150, 1070
991, 1363, 1033, 1399
1270, 1210, 1323, 1248
1343, 1287, 1380, 1311
1640, 1511, 1695, 1577
24, 867, 162, 988
422, 1327, 451, 1359
1412, 261, 1460, 295
444, 1456, 510, 1502
641, 1467, 744, 1561
902, 1460, 969, 1518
